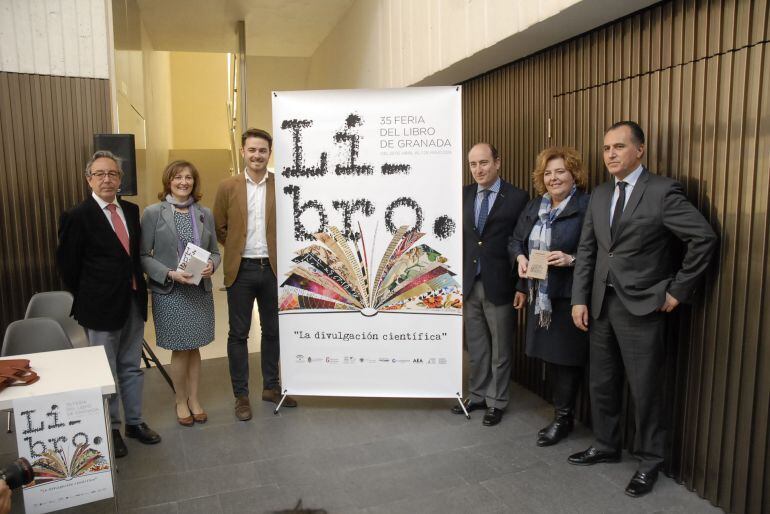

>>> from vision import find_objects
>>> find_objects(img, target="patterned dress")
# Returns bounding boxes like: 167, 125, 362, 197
151, 210, 215, 350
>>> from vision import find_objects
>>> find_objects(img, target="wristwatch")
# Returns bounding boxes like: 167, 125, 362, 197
568, 255, 577, 267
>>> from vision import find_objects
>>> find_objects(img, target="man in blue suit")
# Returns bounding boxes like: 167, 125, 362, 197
452, 143, 528, 426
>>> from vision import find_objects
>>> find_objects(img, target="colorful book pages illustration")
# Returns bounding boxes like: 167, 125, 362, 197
279, 225, 462, 314
31, 444, 109, 485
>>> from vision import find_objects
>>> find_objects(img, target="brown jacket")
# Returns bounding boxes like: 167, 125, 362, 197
212, 172, 277, 287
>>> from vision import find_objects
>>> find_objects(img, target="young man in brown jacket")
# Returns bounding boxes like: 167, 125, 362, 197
213, 128, 297, 421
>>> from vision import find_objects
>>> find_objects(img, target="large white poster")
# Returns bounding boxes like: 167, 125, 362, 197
14, 388, 113, 514
273, 87, 463, 398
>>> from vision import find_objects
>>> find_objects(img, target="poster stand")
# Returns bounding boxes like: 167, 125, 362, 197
274, 389, 471, 420
455, 392, 471, 419
272, 87, 464, 404
273, 389, 290, 415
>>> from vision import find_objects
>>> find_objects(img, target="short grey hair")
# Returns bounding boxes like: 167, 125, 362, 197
85, 150, 123, 176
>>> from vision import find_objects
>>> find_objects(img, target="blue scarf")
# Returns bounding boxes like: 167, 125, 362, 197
527, 185, 576, 328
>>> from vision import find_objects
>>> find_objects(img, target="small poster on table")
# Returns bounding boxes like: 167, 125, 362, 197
13, 388, 113, 514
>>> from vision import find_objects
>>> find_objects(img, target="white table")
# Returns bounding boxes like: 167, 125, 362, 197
0, 346, 115, 409
0, 346, 118, 513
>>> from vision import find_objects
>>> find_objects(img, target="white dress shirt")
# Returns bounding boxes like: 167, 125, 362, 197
92, 192, 128, 237
609, 164, 644, 225
242, 169, 270, 258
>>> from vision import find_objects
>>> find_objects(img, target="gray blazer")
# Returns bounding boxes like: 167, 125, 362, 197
572, 168, 717, 317
140, 201, 222, 294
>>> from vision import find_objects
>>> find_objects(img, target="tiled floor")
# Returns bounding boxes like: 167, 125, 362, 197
0, 355, 722, 514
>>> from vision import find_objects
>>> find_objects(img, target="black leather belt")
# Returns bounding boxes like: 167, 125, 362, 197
242, 257, 270, 265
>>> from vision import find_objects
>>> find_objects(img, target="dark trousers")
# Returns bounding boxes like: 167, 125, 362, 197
226, 259, 280, 396
548, 362, 582, 413
589, 288, 666, 473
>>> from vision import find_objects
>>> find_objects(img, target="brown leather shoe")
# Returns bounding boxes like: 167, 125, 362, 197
234, 396, 252, 421
176, 403, 194, 427
262, 388, 297, 408
188, 401, 207, 423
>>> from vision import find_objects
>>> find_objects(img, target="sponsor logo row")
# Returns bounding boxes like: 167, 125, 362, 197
295, 355, 448, 365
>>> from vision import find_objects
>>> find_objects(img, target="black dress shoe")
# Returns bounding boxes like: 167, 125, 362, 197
125, 422, 161, 445
537, 419, 573, 446
111, 429, 127, 458
625, 470, 658, 497
451, 398, 486, 415
482, 407, 504, 426
567, 446, 620, 465
537, 409, 574, 447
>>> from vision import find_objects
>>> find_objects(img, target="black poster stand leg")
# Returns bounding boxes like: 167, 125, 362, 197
141, 340, 175, 393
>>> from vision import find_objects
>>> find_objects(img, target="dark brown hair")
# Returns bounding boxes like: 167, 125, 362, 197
241, 128, 273, 149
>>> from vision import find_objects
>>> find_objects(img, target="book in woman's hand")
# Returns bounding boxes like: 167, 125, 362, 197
177, 243, 211, 285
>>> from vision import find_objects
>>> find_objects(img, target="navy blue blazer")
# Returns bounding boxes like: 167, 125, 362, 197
508, 189, 589, 299
463, 179, 529, 305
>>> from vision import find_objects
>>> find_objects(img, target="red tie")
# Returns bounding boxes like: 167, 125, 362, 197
107, 204, 136, 290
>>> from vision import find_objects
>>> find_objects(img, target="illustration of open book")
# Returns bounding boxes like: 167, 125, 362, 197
30, 443, 110, 486
279, 225, 462, 315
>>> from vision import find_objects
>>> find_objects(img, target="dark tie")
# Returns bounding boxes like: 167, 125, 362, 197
610, 181, 627, 239
476, 189, 492, 233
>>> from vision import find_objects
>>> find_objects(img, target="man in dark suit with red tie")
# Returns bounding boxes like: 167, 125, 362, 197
57, 150, 161, 458
570, 121, 717, 497
452, 142, 528, 426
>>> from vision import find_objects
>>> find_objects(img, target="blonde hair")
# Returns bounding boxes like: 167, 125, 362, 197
532, 147, 587, 195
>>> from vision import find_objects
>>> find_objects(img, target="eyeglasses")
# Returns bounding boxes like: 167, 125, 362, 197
89, 170, 121, 179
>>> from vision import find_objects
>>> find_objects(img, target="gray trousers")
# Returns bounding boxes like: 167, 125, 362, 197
464, 281, 515, 409
87, 301, 145, 428
590, 288, 666, 473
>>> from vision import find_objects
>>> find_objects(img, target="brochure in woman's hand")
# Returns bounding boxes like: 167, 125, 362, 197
177, 243, 211, 285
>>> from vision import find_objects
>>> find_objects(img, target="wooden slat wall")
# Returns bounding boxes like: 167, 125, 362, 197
461, 1, 769, 513
0, 72, 111, 332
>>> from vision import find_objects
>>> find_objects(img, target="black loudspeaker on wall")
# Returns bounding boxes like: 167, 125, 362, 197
93, 134, 137, 196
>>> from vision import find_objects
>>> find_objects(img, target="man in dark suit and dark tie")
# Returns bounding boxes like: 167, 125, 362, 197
569, 121, 717, 496
451, 142, 528, 426
57, 150, 161, 458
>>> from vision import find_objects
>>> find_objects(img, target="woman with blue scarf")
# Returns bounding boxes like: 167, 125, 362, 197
141, 160, 221, 426
508, 147, 589, 447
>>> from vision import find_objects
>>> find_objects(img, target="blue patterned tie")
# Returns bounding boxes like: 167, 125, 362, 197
476, 189, 492, 233
476, 189, 492, 276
